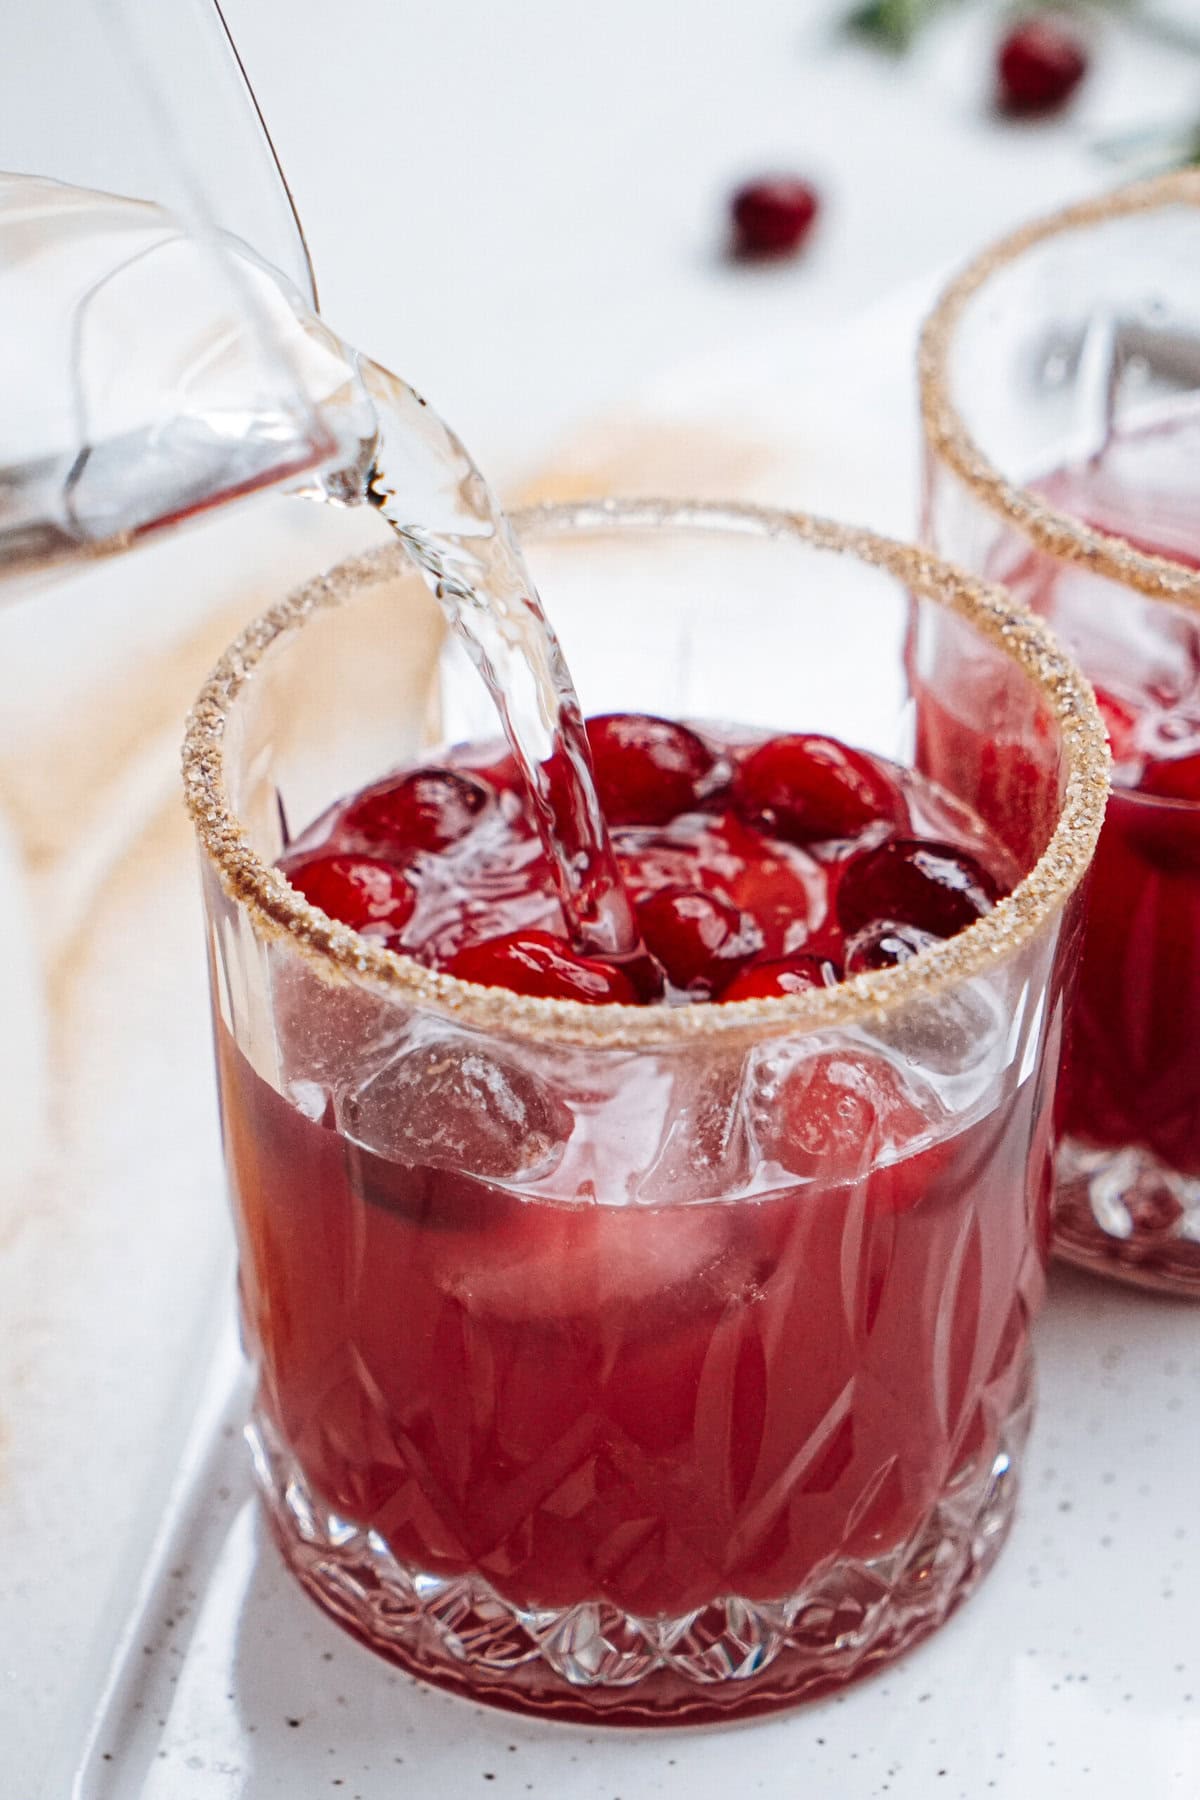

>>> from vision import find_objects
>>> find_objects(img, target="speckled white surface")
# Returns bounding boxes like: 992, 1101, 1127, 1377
29, 283, 1200, 1798
6, 6, 1200, 1792
45, 1268, 1200, 1800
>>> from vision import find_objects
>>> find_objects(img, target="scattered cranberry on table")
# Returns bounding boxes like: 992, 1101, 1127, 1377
996, 16, 1088, 115
729, 177, 820, 260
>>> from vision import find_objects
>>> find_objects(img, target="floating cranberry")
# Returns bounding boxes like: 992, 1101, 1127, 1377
636, 886, 761, 997
446, 930, 638, 1004
756, 1050, 932, 1183
586, 713, 717, 826
617, 811, 755, 903
844, 919, 941, 974
720, 953, 839, 1001
479, 751, 523, 794
736, 733, 908, 844
730, 177, 820, 260
726, 848, 825, 953
837, 838, 1002, 940
1140, 751, 1200, 805
342, 767, 492, 858
607, 946, 669, 1004
286, 854, 415, 941
997, 17, 1087, 115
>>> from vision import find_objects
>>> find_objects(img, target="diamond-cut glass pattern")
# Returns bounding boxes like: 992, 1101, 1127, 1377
1056, 1136, 1200, 1295
250, 1375, 1030, 1724
217, 1003, 1050, 1721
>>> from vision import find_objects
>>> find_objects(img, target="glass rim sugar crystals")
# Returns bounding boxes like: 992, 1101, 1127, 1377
184, 498, 1108, 1050
919, 168, 1200, 615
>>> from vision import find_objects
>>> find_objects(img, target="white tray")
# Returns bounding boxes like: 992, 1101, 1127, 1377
44, 1270, 1200, 1799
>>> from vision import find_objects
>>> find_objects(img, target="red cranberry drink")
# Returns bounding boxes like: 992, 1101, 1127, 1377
187, 504, 1105, 1720
920, 173, 1200, 1292
235, 726, 1017, 1606
228, 723, 1036, 1708
1031, 414, 1200, 1227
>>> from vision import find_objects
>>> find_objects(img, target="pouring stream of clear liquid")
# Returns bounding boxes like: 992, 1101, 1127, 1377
0, 177, 639, 961
351, 355, 640, 960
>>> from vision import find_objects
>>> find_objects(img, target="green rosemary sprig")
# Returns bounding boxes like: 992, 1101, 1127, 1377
844, 0, 960, 52
1092, 115, 1200, 176
844, 0, 1195, 58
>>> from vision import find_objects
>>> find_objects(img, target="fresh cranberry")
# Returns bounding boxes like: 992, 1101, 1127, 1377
607, 947, 669, 1004
636, 886, 761, 997
286, 854, 415, 940
616, 811, 750, 900
756, 1050, 933, 1186
723, 832, 826, 952
844, 920, 941, 974
616, 827, 727, 910
730, 177, 820, 260
478, 751, 523, 794
342, 767, 492, 858
720, 953, 839, 1001
1124, 1180, 1186, 1238
446, 930, 638, 1004
736, 734, 908, 844
1140, 751, 1200, 805
997, 17, 1087, 115
586, 713, 717, 826
837, 838, 1002, 939
616, 809, 822, 957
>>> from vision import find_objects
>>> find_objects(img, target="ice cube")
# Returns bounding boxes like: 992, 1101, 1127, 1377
341, 1036, 572, 1183
868, 977, 1004, 1080
639, 1055, 753, 1203
446, 1192, 742, 1323
288, 1078, 335, 1125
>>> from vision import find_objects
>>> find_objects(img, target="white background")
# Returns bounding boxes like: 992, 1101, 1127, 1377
218, 0, 1200, 482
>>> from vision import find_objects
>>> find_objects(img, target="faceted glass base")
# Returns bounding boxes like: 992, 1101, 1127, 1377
248, 1387, 1031, 1726
1056, 1137, 1200, 1298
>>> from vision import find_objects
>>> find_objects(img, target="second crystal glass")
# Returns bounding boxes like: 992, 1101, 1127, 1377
921, 172, 1200, 1294
185, 501, 1104, 1722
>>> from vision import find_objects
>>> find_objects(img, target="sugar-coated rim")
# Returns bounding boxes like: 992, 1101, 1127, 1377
182, 498, 1108, 1050
920, 169, 1200, 610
